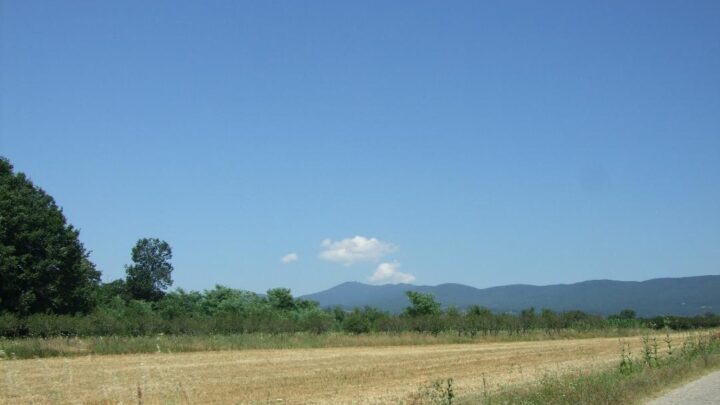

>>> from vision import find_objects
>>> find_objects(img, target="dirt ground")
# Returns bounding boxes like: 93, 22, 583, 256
0, 335, 675, 404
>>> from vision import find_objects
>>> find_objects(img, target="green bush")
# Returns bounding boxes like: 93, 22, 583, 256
1, 283, 717, 339
0, 313, 22, 337
299, 309, 334, 334
343, 310, 372, 334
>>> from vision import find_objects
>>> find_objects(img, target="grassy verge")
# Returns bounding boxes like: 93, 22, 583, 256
0, 328, 652, 360
452, 331, 720, 405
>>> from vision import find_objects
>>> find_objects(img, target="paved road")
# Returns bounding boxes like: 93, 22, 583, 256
646, 370, 720, 404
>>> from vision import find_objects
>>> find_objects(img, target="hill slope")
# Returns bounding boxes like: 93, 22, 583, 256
301, 275, 719, 317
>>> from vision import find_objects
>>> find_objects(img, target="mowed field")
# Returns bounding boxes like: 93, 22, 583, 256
0, 334, 682, 404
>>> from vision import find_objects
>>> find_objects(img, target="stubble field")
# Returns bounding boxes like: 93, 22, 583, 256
0, 334, 684, 404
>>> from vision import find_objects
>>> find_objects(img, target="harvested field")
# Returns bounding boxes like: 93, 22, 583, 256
0, 334, 687, 404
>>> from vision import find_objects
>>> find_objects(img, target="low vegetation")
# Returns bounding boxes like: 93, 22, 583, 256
482, 332, 720, 404
0, 328, 658, 360
408, 331, 720, 404
0, 289, 648, 338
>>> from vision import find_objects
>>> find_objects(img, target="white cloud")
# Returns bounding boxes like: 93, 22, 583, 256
369, 261, 416, 284
281, 253, 299, 264
319, 236, 396, 266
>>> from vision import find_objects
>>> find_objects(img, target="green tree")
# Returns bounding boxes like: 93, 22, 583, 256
342, 308, 372, 334
125, 238, 173, 301
331, 305, 347, 324
519, 307, 537, 331
467, 305, 492, 317
466, 305, 494, 336
0, 157, 100, 315
95, 279, 130, 304
200, 285, 258, 315
540, 308, 559, 331
403, 291, 441, 317
156, 288, 203, 319
299, 309, 334, 334
266, 287, 295, 311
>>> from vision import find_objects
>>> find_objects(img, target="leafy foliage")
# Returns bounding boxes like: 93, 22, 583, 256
267, 288, 296, 311
343, 308, 372, 334
404, 291, 441, 317
0, 157, 100, 315
0, 285, 717, 339
125, 238, 173, 301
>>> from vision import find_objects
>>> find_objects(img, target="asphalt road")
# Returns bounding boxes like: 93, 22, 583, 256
646, 370, 720, 404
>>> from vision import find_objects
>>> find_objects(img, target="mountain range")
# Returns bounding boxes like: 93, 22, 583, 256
300, 275, 719, 317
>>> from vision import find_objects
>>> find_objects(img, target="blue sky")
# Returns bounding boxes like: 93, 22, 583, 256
1, 1, 719, 295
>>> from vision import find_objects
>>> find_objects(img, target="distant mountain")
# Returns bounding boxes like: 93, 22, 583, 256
301, 275, 720, 317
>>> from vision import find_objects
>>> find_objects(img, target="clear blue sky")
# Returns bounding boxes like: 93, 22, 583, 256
2, 1, 719, 295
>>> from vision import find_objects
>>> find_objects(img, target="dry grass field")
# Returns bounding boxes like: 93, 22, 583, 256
0, 334, 688, 404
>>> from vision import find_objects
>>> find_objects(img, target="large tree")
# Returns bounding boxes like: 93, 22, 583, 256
403, 291, 441, 317
0, 157, 100, 315
125, 238, 173, 301
267, 287, 296, 311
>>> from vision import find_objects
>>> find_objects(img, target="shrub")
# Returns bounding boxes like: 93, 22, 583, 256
343, 310, 372, 334
299, 310, 334, 334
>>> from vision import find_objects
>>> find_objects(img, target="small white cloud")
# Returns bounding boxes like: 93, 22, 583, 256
281, 253, 299, 264
369, 261, 416, 284
319, 236, 397, 266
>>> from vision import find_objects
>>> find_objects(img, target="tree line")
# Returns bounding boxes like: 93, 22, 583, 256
2, 156, 718, 339
2, 286, 718, 338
